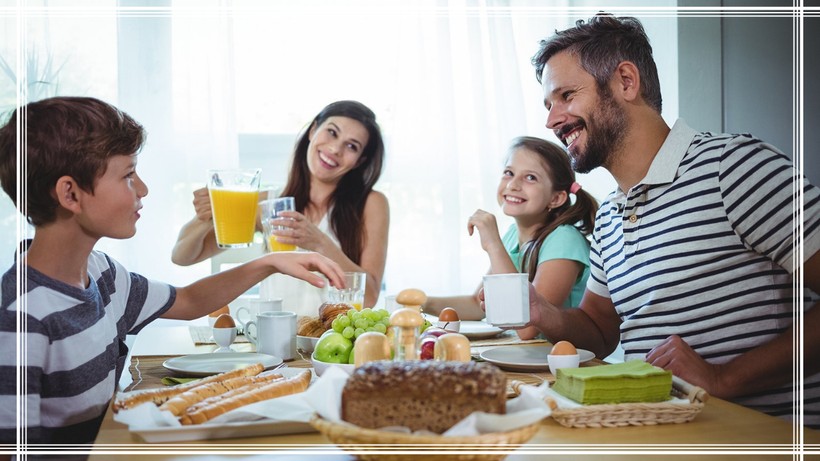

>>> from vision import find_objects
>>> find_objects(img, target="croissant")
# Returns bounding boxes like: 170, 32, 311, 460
297, 316, 326, 338
319, 303, 353, 331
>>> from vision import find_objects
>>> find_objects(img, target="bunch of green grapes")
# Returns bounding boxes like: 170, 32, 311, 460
330, 307, 391, 340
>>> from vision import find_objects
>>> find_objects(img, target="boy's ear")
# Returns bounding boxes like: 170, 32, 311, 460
54, 176, 83, 214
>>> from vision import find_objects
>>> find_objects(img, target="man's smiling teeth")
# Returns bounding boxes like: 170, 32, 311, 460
319, 152, 338, 167
565, 130, 581, 146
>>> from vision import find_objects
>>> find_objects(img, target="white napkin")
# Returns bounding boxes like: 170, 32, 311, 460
114, 365, 552, 435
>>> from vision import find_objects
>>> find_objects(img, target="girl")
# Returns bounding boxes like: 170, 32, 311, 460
425, 136, 597, 340
172, 101, 388, 311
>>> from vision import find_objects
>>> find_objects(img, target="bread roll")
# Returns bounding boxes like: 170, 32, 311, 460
159, 374, 275, 416
342, 361, 506, 434
112, 363, 264, 413
180, 369, 312, 425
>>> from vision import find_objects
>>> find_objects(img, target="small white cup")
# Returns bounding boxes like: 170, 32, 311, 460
235, 298, 283, 331
482, 273, 530, 327
245, 311, 297, 361
548, 353, 580, 376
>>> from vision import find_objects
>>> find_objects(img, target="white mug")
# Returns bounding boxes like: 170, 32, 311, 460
483, 273, 530, 327
235, 298, 283, 331
245, 311, 297, 361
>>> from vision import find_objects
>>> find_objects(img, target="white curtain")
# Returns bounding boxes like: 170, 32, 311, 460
3, 1, 682, 301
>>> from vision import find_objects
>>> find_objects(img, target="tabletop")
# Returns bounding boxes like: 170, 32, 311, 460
90, 323, 819, 460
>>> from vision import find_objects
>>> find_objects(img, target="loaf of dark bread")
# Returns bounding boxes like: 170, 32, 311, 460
341, 360, 506, 434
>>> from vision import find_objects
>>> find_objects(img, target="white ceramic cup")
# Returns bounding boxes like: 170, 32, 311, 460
245, 311, 297, 360
482, 273, 530, 327
235, 298, 283, 331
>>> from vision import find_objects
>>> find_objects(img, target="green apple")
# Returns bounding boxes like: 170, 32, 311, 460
314, 331, 353, 364
348, 347, 356, 365
420, 318, 432, 333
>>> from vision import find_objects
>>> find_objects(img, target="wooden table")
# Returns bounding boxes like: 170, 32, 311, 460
90, 325, 819, 460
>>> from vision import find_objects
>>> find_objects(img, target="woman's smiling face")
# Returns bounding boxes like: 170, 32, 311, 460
306, 116, 370, 185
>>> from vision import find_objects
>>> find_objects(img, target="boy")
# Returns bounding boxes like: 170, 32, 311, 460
0, 96, 345, 445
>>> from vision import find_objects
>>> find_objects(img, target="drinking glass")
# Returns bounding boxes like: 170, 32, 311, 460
326, 272, 366, 310
208, 169, 262, 249
260, 196, 297, 252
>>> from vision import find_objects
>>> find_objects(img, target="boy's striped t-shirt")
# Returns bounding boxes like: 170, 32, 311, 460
0, 249, 175, 444
587, 120, 820, 426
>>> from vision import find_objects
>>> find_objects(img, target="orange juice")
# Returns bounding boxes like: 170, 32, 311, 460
268, 235, 297, 252
210, 188, 259, 247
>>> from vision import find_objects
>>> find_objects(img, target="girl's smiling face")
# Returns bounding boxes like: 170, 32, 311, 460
306, 116, 370, 185
497, 147, 561, 224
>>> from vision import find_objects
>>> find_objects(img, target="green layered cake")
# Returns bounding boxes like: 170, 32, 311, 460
552, 360, 673, 405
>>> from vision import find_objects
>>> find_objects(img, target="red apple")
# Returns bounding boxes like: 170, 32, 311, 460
419, 327, 448, 341
419, 337, 437, 360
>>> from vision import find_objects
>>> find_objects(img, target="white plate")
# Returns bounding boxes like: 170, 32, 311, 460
163, 352, 283, 377
479, 345, 595, 372
458, 320, 504, 339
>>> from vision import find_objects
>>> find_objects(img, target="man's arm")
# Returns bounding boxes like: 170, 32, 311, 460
525, 286, 621, 358
646, 251, 820, 399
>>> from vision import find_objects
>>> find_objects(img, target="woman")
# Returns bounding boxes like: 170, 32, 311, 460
172, 101, 389, 311
424, 137, 597, 340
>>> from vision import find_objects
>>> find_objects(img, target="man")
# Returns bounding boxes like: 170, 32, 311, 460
526, 13, 819, 427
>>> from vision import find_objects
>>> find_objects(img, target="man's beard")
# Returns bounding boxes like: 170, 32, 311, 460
568, 90, 628, 174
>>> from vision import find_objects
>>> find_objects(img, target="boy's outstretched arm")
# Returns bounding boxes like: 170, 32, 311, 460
163, 252, 345, 320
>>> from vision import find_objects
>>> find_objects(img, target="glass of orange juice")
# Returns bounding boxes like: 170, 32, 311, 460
260, 196, 297, 252
326, 272, 366, 310
208, 169, 261, 249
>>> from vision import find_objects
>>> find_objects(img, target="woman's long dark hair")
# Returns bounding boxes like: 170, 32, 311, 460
511, 137, 598, 282
281, 101, 384, 264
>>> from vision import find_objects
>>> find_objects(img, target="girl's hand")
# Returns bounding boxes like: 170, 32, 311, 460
192, 187, 213, 222
270, 211, 332, 252
266, 251, 346, 289
467, 209, 503, 252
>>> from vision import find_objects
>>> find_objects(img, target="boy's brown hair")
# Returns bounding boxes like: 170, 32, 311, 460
0, 96, 145, 226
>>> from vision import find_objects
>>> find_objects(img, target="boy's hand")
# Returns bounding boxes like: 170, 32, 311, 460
267, 251, 346, 289
192, 187, 213, 222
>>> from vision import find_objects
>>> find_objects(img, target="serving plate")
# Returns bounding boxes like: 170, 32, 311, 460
163, 352, 282, 377
480, 345, 594, 372
458, 320, 504, 339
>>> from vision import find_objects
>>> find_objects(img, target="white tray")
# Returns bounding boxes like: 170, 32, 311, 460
132, 418, 315, 442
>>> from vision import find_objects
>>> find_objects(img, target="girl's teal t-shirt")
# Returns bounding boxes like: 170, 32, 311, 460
501, 223, 590, 307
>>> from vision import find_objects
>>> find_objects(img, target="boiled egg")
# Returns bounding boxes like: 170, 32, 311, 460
213, 313, 236, 329
438, 307, 459, 322
551, 340, 577, 355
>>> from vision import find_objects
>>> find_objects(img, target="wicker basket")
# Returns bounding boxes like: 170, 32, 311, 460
548, 376, 709, 428
310, 415, 541, 461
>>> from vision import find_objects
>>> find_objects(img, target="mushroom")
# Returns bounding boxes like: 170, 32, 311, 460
395, 288, 427, 312
389, 307, 424, 360
434, 333, 471, 362
353, 332, 392, 367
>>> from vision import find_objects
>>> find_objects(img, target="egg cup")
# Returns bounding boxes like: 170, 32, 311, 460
212, 326, 237, 353
548, 353, 580, 376
435, 319, 461, 332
